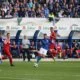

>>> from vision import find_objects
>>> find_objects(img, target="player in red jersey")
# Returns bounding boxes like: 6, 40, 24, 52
49, 42, 57, 61
56, 42, 62, 58
50, 27, 60, 42
49, 27, 60, 60
50, 27, 56, 41
3, 33, 14, 66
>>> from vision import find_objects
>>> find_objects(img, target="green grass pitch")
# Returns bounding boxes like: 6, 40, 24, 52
0, 61, 80, 80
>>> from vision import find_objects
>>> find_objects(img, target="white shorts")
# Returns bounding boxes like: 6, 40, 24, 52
0, 52, 2, 58
38, 48, 47, 56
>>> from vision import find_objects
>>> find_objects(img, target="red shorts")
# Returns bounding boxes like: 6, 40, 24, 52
3, 48, 12, 57
49, 49, 57, 57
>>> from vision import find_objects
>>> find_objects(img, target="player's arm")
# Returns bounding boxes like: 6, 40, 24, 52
3, 39, 7, 44
51, 34, 56, 39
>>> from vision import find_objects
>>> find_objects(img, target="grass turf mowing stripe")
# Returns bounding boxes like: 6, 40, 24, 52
0, 62, 80, 80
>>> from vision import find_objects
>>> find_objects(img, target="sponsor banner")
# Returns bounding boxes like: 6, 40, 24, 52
55, 18, 80, 36
0, 18, 80, 37
0, 26, 6, 30
55, 18, 80, 31
0, 18, 53, 30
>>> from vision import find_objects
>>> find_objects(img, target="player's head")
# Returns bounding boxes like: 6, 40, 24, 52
43, 33, 47, 39
7, 33, 10, 38
24, 35, 27, 39
50, 27, 54, 33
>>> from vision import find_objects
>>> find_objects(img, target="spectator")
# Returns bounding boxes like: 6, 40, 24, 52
29, 41, 37, 58
31, 8, 36, 17
47, 0, 54, 12
18, 8, 26, 17
6, 10, 13, 18
11, 41, 19, 58
54, 2, 61, 17
27, 8, 32, 17
0, 0, 79, 18
44, 4, 49, 18
48, 12, 55, 22
13, 8, 18, 17
58, 10, 64, 18
36, 7, 42, 17
72, 42, 79, 58
28, 0, 33, 9
1, 10, 5, 18
22, 35, 31, 62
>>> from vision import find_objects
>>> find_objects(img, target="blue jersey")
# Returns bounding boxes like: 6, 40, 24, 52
0, 37, 2, 43
41, 39, 50, 50
0, 37, 2, 52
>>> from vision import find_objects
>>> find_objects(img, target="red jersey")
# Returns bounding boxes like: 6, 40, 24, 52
49, 43, 56, 49
50, 32, 56, 40
3, 38, 10, 50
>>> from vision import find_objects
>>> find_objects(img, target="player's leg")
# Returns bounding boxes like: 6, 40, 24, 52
26, 49, 31, 62
2, 55, 7, 59
49, 49, 57, 61
5, 50, 14, 66
36, 56, 42, 64
34, 48, 47, 67
22, 49, 26, 61
0, 47, 2, 64
76, 50, 79, 58
0, 52, 2, 64
34, 55, 42, 67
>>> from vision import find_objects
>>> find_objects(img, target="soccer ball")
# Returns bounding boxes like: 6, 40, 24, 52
34, 63, 38, 68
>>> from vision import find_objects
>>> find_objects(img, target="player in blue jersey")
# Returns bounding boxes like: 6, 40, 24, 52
34, 34, 50, 67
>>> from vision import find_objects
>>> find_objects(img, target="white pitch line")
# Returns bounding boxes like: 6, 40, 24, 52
0, 77, 24, 80
0, 77, 39, 80
0, 74, 80, 80
15, 74, 80, 77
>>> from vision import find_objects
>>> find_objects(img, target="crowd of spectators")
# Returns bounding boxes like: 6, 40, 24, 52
0, 0, 80, 18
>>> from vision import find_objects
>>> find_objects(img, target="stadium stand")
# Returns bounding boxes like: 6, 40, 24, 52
0, 0, 80, 18
0, 0, 80, 59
